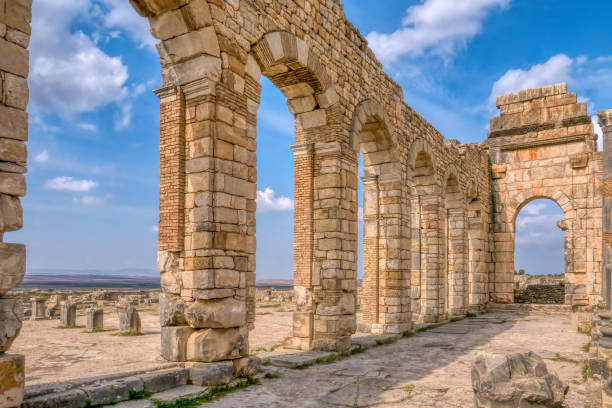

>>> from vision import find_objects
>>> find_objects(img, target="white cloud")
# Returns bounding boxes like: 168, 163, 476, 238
257, 188, 293, 213
114, 102, 132, 131
515, 201, 564, 245
151, 225, 158, 233
74, 194, 109, 205
366, 0, 510, 63
490, 54, 573, 108
34, 149, 50, 164
97, 0, 156, 50
44, 176, 99, 192
30, 0, 129, 115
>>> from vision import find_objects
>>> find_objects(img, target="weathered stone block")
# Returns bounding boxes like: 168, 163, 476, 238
0, 298, 23, 353
0, 243, 25, 295
157, 26, 219, 65
182, 269, 214, 290
0, 354, 24, 407
2, 73, 28, 110
0, 172, 25, 196
184, 298, 246, 328
117, 301, 142, 334
161, 326, 194, 361
186, 361, 234, 385
159, 293, 187, 326
0, 138, 26, 164
5, 0, 31, 34
86, 308, 104, 331
233, 356, 260, 378
186, 327, 248, 362
0, 194, 23, 232
0, 38, 28, 77
148, 9, 189, 40
160, 271, 182, 295
60, 302, 77, 327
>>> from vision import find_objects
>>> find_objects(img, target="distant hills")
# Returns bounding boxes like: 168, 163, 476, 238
19, 269, 294, 290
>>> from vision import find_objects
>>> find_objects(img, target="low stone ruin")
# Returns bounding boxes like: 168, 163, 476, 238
117, 301, 142, 335
471, 351, 568, 407
514, 275, 565, 305
86, 307, 104, 331
30, 298, 45, 321
59, 302, 77, 327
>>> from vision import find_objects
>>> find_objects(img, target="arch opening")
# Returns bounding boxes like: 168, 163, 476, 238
513, 199, 566, 305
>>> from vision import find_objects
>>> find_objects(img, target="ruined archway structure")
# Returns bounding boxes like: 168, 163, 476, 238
0, 1, 609, 405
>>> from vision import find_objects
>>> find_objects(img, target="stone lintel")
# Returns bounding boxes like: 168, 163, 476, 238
181, 78, 215, 100
499, 134, 588, 152
360, 175, 378, 185
290, 143, 311, 156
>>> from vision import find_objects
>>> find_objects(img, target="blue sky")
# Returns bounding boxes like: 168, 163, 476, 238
12, 0, 611, 278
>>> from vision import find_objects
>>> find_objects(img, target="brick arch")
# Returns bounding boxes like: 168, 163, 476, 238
441, 166, 464, 203
350, 99, 395, 151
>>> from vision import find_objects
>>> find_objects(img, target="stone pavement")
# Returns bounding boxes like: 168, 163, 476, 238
204, 311, 588, 407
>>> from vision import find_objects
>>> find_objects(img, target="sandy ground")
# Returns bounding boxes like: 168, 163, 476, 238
12, 306, 590, 407
12, 303, 300, 385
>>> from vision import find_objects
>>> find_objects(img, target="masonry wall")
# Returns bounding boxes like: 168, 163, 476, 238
0, 0, 30, 405
485, 84, 603, 307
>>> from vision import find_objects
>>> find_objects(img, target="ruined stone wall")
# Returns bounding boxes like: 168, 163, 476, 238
0, 0, 30, 405
484, 84, 603, 307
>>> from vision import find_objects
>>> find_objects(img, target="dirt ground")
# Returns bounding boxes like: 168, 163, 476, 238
12, 306, 590, 407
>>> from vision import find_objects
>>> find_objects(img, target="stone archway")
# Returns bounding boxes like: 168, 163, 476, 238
350, 98, 410, 335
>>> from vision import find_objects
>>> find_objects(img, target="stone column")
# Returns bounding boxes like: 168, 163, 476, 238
598, 110, 612, 309
60, 302, 77, 327
0, 2, 30, 405
290, 143, 316, 350
361, 175, 380, 331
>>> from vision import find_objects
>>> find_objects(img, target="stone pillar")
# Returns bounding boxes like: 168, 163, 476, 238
60, 302, 77, 327
0, 1, 30, 405
597, 110, 612, 309
117, 301, 142, 335
361, 175, 380, 331
30, 297, 46, 321
291, 143, 316, 350
86, 308, 104, 331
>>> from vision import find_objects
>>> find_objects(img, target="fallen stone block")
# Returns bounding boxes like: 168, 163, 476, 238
472, 351, 568, 408
0, 297, 23, 353
0, 353, 24, 408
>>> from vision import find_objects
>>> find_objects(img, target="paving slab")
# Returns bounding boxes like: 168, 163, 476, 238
113, 399, 155, 408
267, 351, 334, 368
150, 384, 208, 403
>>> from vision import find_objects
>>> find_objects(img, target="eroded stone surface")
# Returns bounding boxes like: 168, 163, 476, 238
0, 243, 25, 296
0, 298, 23, 353
117, 301, 142, 334
0, 354, 25, 407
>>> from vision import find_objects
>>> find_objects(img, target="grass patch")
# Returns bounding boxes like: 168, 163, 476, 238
254, 347, 267, 352
402, 331, 414, 338
416, 324, 441, 333
153, 377, 259, 407
546, 353, 580, 365
56, 325, 85, 329
111, 332, 144, 337
582, 361, 589, 382
375, 338, 396, 346
582, 343, 591, 353
82, 329, 111, 333
258, 303, 281, 309
577, 327, 592, 336
269, 344, 281, 352
263, 373, 279, 379
350, 347, 365, 355
450, 316, 464, 323
400, 384, 415, 398
465, 312, 477, 318
261, 361, 271, 366
129, 389, 152, 400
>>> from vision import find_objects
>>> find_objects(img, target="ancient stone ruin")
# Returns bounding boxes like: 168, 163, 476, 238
0, 0, 611, 406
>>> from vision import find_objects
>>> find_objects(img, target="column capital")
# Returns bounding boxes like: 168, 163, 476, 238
290, 143, 312, 156
181, 78, 215, 100
598, 109, 612, 130
153, 85, 179, 103
360, 175, 378, 185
